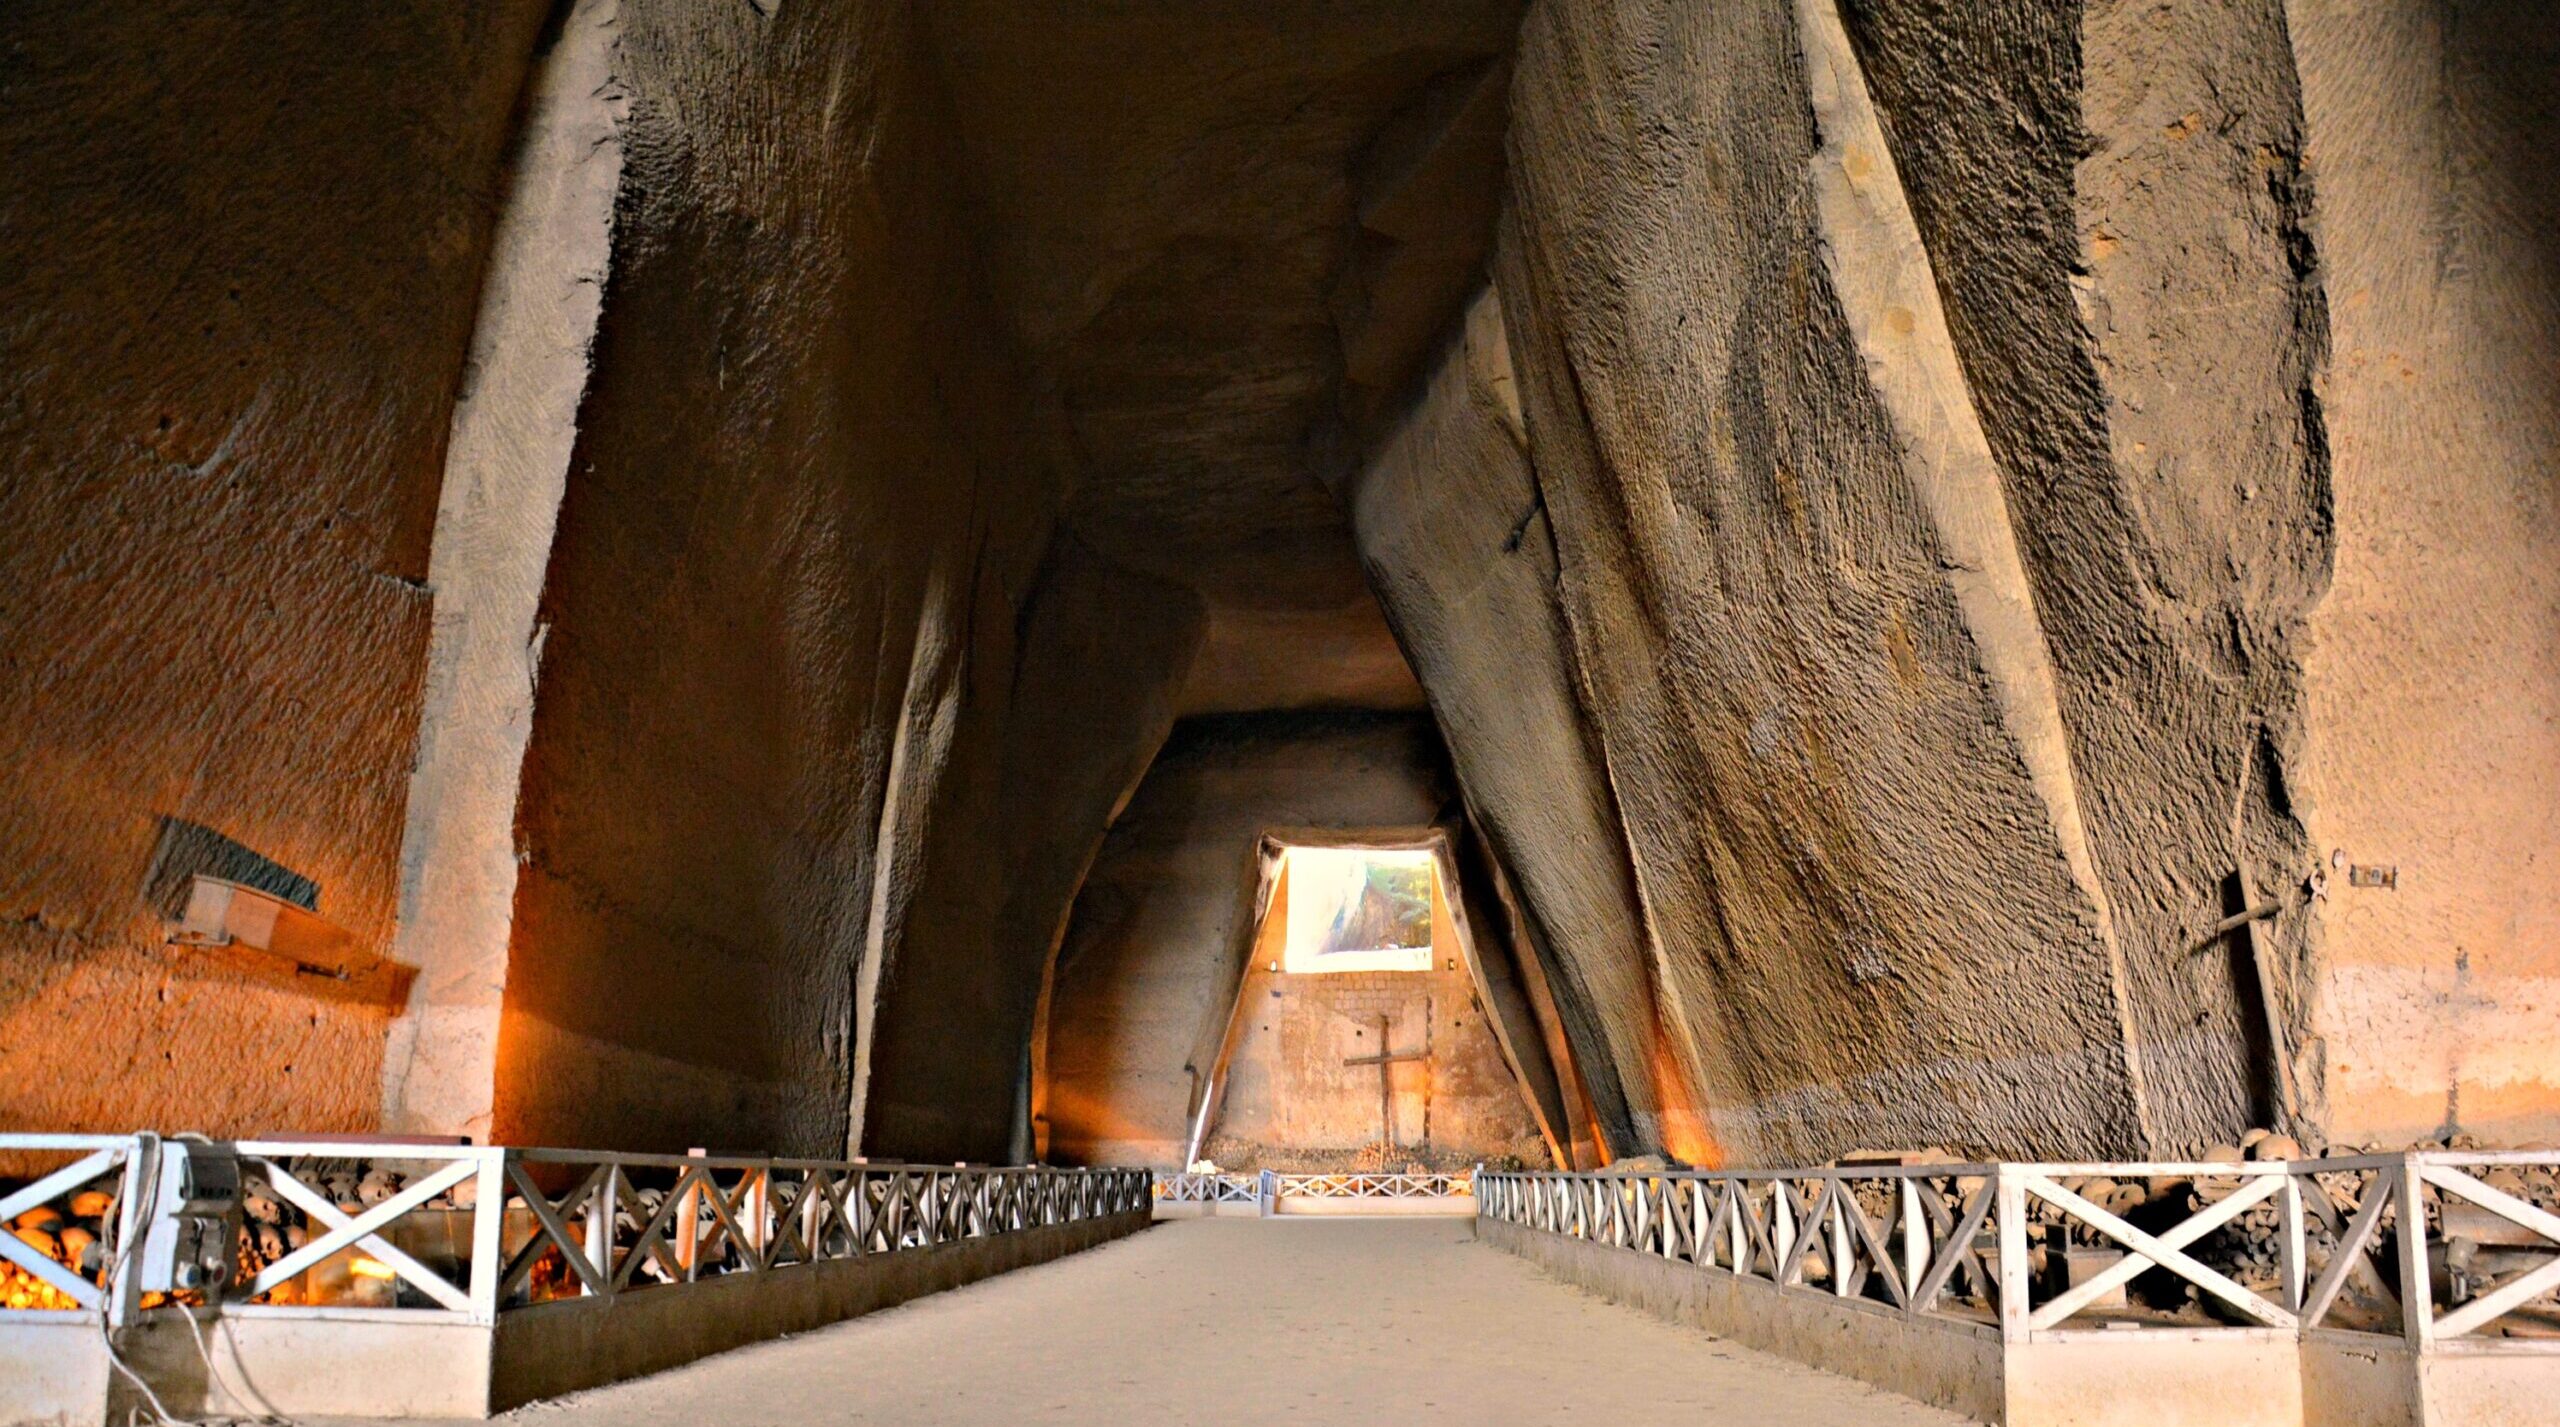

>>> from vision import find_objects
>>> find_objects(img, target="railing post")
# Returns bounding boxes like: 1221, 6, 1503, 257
1688, 1178, 1710, 1262
744, 1163, 771, 1263
1995, 1164, 2031, 1344
1728, 1180, 1747, 1269
2395, 1154, 2433, 1351
2278, 1169, 2306, 1313
807, 1167, 834, 1260
468, 1148, 509, 1325
586, 1161, 622, 1297
1830, 1186, 1853, 1296
675, 1149, 706, 1279
1900, 1176, 1928, 1291
106, 1137, 151, 1329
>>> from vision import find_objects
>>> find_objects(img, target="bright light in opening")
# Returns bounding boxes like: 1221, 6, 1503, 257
1280, 847, 1436, 974
347, 1257, 398, 1281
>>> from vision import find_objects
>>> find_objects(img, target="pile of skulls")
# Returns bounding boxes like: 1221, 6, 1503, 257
4, 1186, 115, 1309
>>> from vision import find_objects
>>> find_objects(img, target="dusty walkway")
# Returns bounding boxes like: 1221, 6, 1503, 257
469, 1218, 1968, 1426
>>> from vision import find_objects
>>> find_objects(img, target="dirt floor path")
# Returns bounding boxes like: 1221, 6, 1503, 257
460, 1218, 1967, 1426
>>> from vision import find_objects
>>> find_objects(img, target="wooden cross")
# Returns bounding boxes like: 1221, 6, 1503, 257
1342, 1014, 1429, 1147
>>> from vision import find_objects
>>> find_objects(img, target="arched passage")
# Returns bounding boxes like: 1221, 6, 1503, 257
1031, 713, 1580, 1170
1176, 830, 1563, 1171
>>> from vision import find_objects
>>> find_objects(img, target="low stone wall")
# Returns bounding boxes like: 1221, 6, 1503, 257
0, 1319, 114, 1427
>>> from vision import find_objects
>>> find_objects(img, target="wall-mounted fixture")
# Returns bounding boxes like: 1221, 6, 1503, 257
167, 875, 414, 1009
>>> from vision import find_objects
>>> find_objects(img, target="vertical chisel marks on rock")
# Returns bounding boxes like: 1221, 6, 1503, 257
1834, 0, 2335, 1149
1499, 0, 2156, 1161
1793, 0, 2156, 1145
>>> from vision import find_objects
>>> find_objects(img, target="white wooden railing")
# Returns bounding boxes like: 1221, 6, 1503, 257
1476, 1150, 2560, 1346
1273, 1171, 1471, 1200
1155, 1171, 1267, 1205
0, 1133, 1149, 1328
0, 1135, 147, 1318
1153, 1168, 1475, 1212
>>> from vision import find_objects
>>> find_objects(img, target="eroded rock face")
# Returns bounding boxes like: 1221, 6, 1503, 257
1343, 291, 1664, 1161
493, 0, 1072, 1157
0, 0, 555, 1138
1495, 0, 2160, 1161
1835, 0, 2334, 1151
2284, 0, 2560, 1148
920, 0, 1525, 613
1458, 0, 2556, 1159
862, 537, 1206, 1162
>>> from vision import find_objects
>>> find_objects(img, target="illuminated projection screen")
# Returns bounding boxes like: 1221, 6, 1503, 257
1281, 846, 1436, 973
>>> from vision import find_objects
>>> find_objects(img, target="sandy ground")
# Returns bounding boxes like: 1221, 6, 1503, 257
459, 1218, 1969, 1426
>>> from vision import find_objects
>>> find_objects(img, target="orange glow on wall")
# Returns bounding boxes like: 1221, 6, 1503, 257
1642, 1007, 1723, 1168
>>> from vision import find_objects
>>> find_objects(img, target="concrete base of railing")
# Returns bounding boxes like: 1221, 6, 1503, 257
1153, 1200, 1269, 1219
1480, 1215, 2557, 1427
0, 1318, 111, 1427
10, 1209, 1149, 1425
2299, 1330, 2560, 1427
1483, 1213, 2011, 1421
1275, 1193, 1472, 1217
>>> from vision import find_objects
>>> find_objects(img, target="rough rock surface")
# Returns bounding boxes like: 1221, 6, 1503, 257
382, 0, 629, 1148
1835, 0, 2333, 1151
1496, 0, 2158, 1161
493, 0, 1066, 1156
863, 538, 1205, 1162
1210, 946, 1550, 1167
2284, 0, 2560, 1147
1344, 290, 1667, 1160
0, 0, 553, 1136
920, 0, 1524, 612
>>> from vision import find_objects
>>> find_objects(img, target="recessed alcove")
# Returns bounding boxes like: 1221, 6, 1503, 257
1029, 711, 1579, 1173
1179, 835, 1547, 1171
1277, 845, 1437, 975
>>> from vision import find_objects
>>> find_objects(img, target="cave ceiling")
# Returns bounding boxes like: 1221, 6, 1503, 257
921, 0, 1522, 710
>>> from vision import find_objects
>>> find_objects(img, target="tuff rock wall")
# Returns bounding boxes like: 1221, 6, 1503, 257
1487, 0, 2168, 1162
2284, 0, 2560, 1149
1343, 290, 1674, 1162
0, 0, 1210, 1164
482, 0, 1190, 1161
858, 538, 1205, 1162
1207, 907, 1550, 1169
1341, 0, 2559, 1163
0, 0, 556, 1138
5, 0, 2553, 1171
490, 0, 1027, 1156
